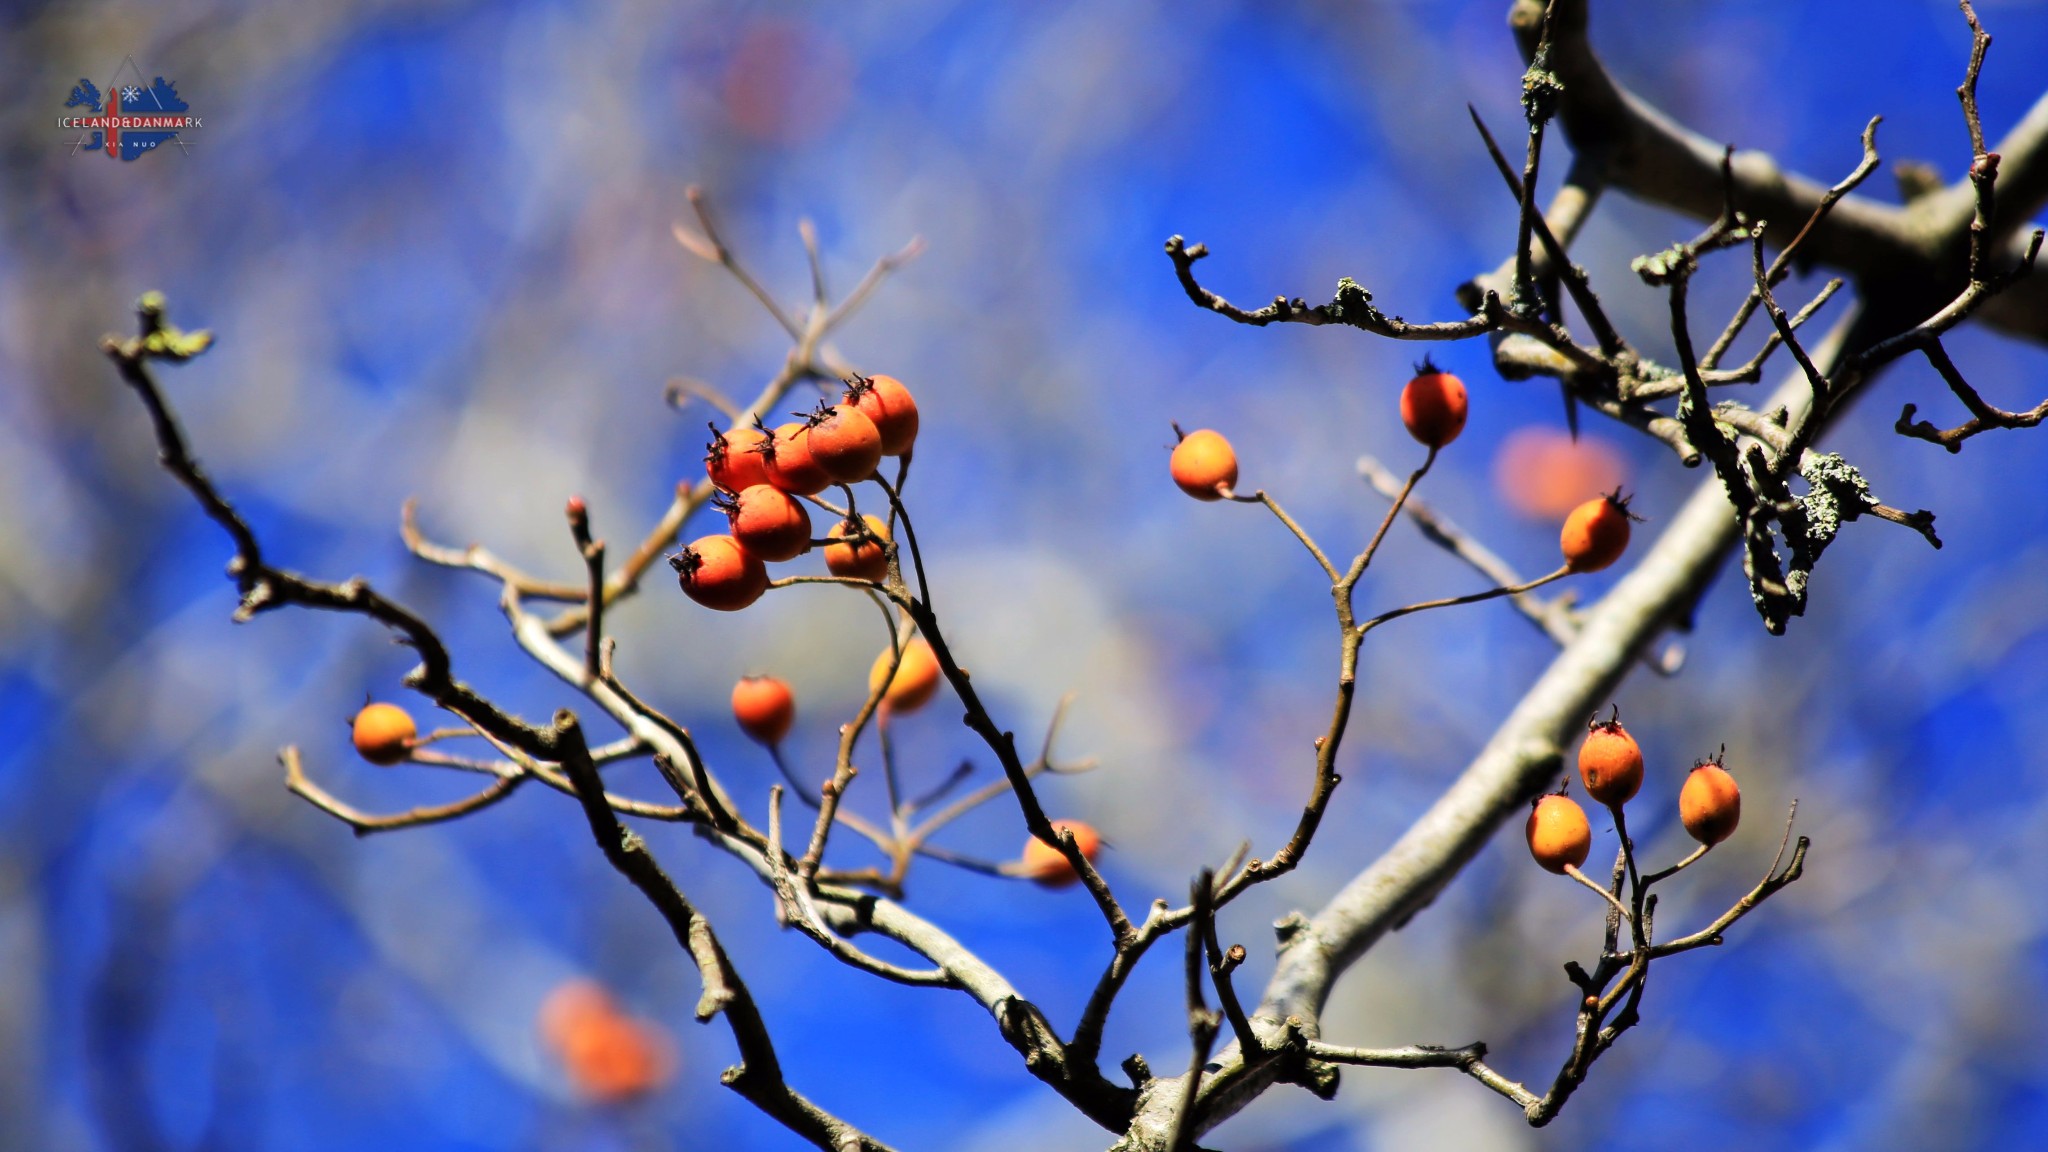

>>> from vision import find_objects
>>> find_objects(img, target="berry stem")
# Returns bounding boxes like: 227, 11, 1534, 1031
1641, 843, 1711, 888
1356, 564, 1573, 639
1563, 864, 1634, 923
1347, 447, 1437, 588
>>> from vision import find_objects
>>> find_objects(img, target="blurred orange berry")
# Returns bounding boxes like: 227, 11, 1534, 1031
539, 979, 674, 1105
732, 674, 796, 746
867, 637, 940, 713
1493, 428, 1626, 521
1019, 819, 1103, 888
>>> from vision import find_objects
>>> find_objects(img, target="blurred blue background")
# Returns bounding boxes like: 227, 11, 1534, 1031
6, 1, 2048, 1148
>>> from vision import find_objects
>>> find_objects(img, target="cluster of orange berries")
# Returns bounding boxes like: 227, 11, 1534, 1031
1169, 362, 1637, 574
538, 979, 674, 1104
672, 373, 919, 611
731, 665, 1102, 887
1525, 709, 1744, 874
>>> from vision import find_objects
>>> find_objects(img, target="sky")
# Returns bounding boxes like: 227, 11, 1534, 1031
5, 1, 2048, 1149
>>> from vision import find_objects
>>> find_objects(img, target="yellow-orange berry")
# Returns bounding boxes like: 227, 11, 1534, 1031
1560, 490, 1634, 573
1578, 710, 1644, 806
867, 637, 940, 713
1019, 820, 1103, 888
824, 514, 891, 583
1169, 427, 1237, 500
1679, 755, 1742, 846
731, 675, 795, 746
351, 702, 416, 766
1526, 792, 1592, 874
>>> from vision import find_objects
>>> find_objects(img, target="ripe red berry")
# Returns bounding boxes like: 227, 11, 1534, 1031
1561, 489, 1634, 573
1578, 708, 1644, 806
1019, 820, 1103, 888
731, 675, 795, 746
1679, 752, 1742, 846
671, 534, 768, 611
824, 514, 890, 582
351, 702, 416, 765
804, 404, 884, 483
1169, 427, 1237, 500
719, 484, 812, 563
1526, 791, 1592, 874
706, 423, 772, 493
761, 422, 833, 496
844, 373, 919, 456
1400, 359, 1469, 449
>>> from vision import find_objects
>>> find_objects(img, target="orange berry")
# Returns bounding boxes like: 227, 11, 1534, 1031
1019, 819, 1103, 888
1400, 359, 1469, 449
867, 636, 940, 713
1169, 427, 1237, 500
844, 373, 919, 456
1525, 791, 1591, 874
1578, 709, 1643, 806
824, 514, 890, 582
351, 701, 416, 766
1493, 428, 1626, 521
1679, 754, 1741, 846
539, 979, 615, 1051
804, 403, 884, 483
1560, 489, 1634, 573
671, 534, 768, 611
564, 1012, 669, 1103
539, 981, 674, 1105
719, 483, 812, 563
731, 675, 795, 746
705, 423, 772, 493
761, 421, 832, 496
